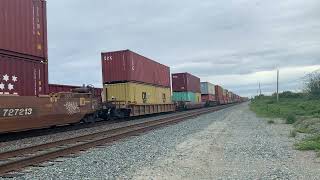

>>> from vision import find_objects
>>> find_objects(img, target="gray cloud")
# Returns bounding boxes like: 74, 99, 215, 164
47, 0, 320, 96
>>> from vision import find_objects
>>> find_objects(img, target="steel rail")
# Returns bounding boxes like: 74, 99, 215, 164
0, 104, 233, 176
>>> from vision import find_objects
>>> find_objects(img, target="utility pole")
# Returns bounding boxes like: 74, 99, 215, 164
277, 69, 279, 102
259, 82, 261, 96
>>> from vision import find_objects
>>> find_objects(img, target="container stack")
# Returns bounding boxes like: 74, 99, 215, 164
171, 73, 201, 103
0, 0, 48, 96
101, 50, 171, 104
200, 82, 216, 103
223, 89, 229, 104
215, 85, 225, 105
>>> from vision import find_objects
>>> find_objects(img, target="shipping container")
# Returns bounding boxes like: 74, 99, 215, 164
0, 0, 48, 60
101, 50, 170, 87
172, 73, 201, 93
172, 92, 201, 103
201, 94, 216, 102
49, 84, 103, 97
200, 82, 215, 95
0, 54, 48, 96
215, 85, 226, 105
103, 82, 171, 104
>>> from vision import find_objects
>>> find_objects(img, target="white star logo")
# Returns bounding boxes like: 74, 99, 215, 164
3, 74, 9, 82
0, 83, 4, 90
12, 75, 18, 82
8, 83, 14, 91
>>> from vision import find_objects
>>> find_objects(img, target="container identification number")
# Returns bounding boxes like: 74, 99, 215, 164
1, 108, 33, 117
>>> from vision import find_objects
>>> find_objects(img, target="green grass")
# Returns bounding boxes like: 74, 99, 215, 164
251, 95, 320, 155
295, 135, 320, 151
250, 96, 320, 119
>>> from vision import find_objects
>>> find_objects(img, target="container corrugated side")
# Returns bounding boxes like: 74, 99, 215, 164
101, 50, 170, 87
0, 54, 48, 96
215, 85, 225, 104
200, 82, 215, 95
201, 94, 216, 102
172, 73, 201, 93
172, 92, 201, 103
0, 0, 48, 60
103, 82, 171, 104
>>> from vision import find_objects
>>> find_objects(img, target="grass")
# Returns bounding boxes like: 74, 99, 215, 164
250, 95, 320, 155
295, 135, 320, 151
250, 96, 320, 119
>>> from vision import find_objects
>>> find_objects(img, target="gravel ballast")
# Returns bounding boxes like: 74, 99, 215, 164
3, 103, 320, 179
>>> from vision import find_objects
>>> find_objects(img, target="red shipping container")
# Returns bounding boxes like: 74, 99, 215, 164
0, 0, 48, 60
49, 84, 102, 97
172, 73, 201, 93
201, 94, 216, 102
215, 85, 226, 105
0, 54, 48, 96
101, 50, 170, 87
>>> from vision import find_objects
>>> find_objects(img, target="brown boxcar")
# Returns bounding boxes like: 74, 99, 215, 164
172, 73, 201, 93
0, 54, 48, 96
0, 92, 99, 134
101, 50, 170, 87
0, 0, 48, 60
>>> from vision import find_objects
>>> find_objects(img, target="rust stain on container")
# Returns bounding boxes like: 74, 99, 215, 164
0, 54, 48, 96
0, 0, 48, 60
172, 73, 201, 93
101, 50, 170, 87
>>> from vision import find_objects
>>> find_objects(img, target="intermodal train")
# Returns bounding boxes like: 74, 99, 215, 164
0, 0, 247, 134
0, 85, 245, 134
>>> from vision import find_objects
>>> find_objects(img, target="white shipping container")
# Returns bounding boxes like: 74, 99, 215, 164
200, 82, 215, 95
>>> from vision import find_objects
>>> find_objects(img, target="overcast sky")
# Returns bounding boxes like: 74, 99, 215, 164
47, 0, 320, 97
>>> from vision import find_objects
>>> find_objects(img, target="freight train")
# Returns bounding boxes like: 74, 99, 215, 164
0, 1, 247, 134
0, 85, 245, 134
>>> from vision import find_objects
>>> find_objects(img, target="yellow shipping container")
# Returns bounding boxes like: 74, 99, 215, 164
195, 93, 201, 103
103, 82, 172, 104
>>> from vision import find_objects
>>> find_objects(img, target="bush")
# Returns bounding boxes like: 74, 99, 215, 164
267, 120, 275, 124
286, 114, 297, 124
304, 72, 320, 98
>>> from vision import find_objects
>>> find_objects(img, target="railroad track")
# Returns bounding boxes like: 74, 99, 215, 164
0, 104, 234, 176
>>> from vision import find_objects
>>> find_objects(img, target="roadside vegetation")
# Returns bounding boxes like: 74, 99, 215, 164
250, 72, 320, 156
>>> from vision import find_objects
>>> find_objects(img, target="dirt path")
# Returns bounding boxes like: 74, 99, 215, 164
132, 103, 320, 180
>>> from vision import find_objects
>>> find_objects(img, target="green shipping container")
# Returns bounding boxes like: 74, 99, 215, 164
172, 92, 201, 103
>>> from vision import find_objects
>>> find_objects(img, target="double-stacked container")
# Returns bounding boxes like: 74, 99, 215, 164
215, 85, 226, 105
101, 50, 172, 105
172, 73, 201, 103
0, 0, 48, 96
200, 82, 216, 103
